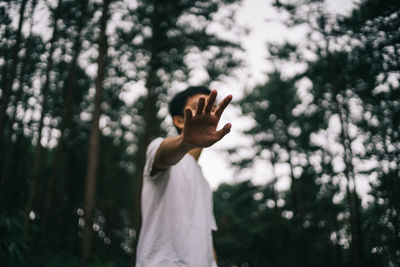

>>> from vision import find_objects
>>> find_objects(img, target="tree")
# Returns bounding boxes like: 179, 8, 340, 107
0, 0, 28, 148
339, 0, 400, 264
81, 0, 112, 266
236, 68, 348, 266
0, 0, 40, 197
42, 0, 90, 229
240, 71, 309, 266
22, 0, 62, 238
232, 0, 400, 265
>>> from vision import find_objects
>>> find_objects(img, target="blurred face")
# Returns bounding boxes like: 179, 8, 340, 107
185, 93, 207, 113
173, 93, 215, 132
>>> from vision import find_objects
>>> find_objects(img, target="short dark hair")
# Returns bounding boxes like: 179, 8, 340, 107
169, 86, 211, 118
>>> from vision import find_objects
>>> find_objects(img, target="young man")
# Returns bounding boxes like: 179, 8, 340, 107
136, 86, 232, 267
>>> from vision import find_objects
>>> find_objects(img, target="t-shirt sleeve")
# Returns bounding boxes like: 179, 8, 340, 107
143, 137, 169, 180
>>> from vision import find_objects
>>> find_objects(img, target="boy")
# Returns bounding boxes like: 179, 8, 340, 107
136, 86, 232, 267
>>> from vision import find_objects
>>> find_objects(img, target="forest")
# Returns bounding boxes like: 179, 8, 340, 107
0, 0, 399, 266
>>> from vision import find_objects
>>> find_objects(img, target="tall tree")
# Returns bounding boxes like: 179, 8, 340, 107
22, 0, 63, 238
238, 70, 338, 266
339, 0, 400, 265
81, 0, 112, 265
270, 1, 374, 266
42, 0, 90, 228
0, 0, 28, 149
0, 0, 38, 187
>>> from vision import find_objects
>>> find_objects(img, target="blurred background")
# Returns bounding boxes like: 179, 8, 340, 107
0, 0, 399, 266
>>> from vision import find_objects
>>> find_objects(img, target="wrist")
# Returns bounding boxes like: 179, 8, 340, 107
179, 134, 195, 151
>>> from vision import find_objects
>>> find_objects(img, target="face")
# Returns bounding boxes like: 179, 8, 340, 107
173, 93, 215, 132
185, 93, 207, 113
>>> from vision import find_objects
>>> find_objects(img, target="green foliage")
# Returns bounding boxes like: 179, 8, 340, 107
225, 0, 400, 266
0, 213, 28, 266
214, 181, 275, 266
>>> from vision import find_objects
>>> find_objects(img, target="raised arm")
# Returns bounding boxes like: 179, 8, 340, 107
152, 90, 232, 173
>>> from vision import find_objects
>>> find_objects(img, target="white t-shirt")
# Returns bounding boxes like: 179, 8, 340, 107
136, 138, 218, 267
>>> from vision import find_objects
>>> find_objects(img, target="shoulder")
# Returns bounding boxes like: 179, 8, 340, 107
148, 137, 164, 150
144, 137, 168, 180
145, 137, 164, 156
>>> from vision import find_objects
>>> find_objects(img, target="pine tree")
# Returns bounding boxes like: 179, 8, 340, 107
0, 0, 28, 147
42, 0, 90, 229
22, 0, 63, 238
81, 0, 112, 266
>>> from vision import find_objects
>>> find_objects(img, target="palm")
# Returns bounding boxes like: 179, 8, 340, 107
182, 90, 232, 148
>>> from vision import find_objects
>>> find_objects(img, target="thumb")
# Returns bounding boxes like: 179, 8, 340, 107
216, 123, 232, 140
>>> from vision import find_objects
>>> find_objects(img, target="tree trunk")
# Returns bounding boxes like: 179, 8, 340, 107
131, 63, 159, 266
287, 148, 308, 267
327, 48, 362, 267
1, 39, 29, 186
21, 0, 62, 239
335, 95, 362, 267
319, 150, 343, 267
0, 0, 28, 149
1, 0, 37, 192
81, 0, 110, 266
131, 10, 163, 265
42, 0, 88, 228
270, 154, 285, 267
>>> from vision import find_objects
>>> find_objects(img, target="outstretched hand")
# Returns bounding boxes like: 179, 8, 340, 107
182, 90, 232, 148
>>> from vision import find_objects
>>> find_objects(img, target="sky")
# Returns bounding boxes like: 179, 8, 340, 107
198, 0, 359, 190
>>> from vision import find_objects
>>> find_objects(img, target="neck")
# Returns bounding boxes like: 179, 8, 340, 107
188, 147, 202, 161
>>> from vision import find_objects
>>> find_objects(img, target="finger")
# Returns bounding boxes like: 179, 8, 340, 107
196, 96, 205, 115
214, 94, 232, 118
216, 123, 232, 140
184, 107, 193, 122
204, 90, 217, 113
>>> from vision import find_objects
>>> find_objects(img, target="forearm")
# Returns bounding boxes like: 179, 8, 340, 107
153, 135, 193, 170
